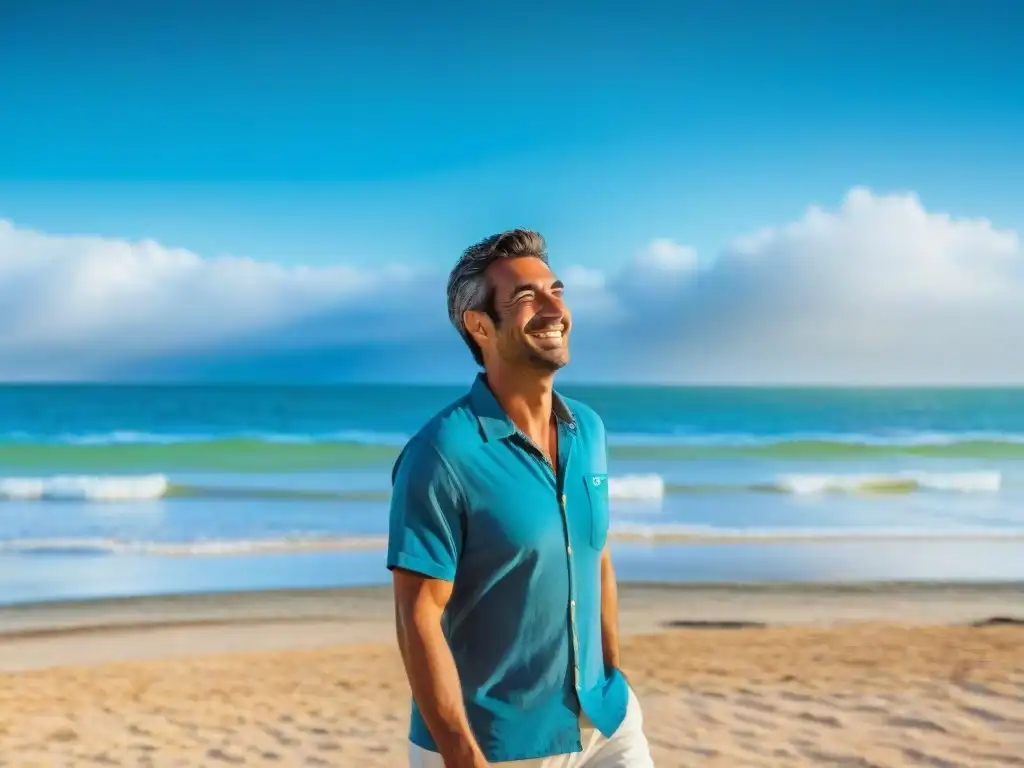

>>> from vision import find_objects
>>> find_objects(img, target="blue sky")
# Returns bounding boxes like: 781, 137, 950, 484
0, 0, 1023, 382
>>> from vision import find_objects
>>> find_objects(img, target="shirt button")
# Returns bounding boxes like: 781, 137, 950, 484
567, 546, 573, 555
561, 494, 567, 505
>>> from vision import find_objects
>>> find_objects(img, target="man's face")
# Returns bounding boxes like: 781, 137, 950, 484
473, 256, 572, 372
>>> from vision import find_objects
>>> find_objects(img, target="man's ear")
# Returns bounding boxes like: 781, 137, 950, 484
463, 309, 490, 347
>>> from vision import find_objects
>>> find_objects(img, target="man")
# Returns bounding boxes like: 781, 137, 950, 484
387, 229, 654, 767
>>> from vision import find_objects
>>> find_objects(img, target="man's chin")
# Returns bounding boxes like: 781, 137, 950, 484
527, 350, 569, 372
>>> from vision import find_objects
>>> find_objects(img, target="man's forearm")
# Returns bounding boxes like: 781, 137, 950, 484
396, 612, 486, 767
600, 547, 621, 669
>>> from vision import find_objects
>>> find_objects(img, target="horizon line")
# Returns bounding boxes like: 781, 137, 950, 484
0, 380, 1023, 390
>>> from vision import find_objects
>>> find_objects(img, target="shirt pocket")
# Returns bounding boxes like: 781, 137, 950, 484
583, 473, 609, 550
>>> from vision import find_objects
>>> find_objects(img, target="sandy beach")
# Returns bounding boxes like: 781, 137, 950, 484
1, 582, 1023, 767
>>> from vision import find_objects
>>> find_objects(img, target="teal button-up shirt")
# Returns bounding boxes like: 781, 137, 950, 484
386, 374, 629, 763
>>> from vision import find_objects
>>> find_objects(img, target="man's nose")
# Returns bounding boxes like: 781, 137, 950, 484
538, 290, 565, 316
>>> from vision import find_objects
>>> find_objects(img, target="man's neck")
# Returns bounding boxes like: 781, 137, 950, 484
484, 366, 557, 441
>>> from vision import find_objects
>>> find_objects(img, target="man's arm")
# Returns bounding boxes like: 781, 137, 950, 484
599, 545, 621, 670
393, 568, 487, 768
387, 438, 485, 766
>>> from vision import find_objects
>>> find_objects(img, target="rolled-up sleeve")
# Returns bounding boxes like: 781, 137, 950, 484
387, 438, 464, 582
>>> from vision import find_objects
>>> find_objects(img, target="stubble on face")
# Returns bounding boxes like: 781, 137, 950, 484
487, 257, 571, 374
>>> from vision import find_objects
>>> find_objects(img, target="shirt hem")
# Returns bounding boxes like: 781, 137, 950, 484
387, 552, 456, 582
409, 735, 584, 764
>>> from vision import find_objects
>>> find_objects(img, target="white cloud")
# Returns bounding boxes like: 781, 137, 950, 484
600, 187, 1024, 384
1, 186, 1023, 383
634, 238, 698, 274
0, 220, 441, 379
614, 238, 699, 310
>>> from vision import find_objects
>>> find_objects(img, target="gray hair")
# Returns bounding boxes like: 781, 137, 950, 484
446, 229, 549, 366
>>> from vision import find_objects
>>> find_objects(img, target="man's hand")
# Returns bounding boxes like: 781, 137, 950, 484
445, 745, 490, 768
393, 568, 488, 767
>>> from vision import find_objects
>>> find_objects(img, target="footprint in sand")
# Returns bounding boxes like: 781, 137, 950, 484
887, 715, 948, 733
902, 747, 964, 768
734, 695, 777, 714
46, 726, 78, 743
206, 747, 246, 764
796, 711, 843, 728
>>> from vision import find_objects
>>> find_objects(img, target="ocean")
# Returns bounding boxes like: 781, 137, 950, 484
2, 384, 1024, 605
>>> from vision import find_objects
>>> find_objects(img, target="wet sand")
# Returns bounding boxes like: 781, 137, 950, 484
1, 582, 1022, 766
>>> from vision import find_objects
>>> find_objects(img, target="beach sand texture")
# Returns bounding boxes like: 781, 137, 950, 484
1, 584, 1023, 767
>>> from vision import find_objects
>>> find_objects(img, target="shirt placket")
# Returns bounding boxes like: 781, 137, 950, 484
560, 489, 581, 694
512, 421, 581, 701
557, 421, 580, 697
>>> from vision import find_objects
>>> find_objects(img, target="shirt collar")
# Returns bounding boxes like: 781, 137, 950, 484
468, 373, 576, 442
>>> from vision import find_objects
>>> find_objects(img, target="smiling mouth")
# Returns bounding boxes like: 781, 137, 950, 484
527, 326, 566, 347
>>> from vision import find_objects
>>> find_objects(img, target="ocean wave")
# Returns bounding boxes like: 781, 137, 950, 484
0, 470, 1002, 503
1, 430, 413, 447
0, 474, 169, 501
5, 427, 1024, 449
608, 429, 1024, 447
613, 437, 1024, 460
0, 430, 1023, 470
5, 526, 1024, 558
752, 471, 999, 495
0, 473, 666, 503
607, 474, 664, 501
0, 427, 739, 447
0, 439, 399, 472
0, 536, 388, 556
663, 471, 1001, 496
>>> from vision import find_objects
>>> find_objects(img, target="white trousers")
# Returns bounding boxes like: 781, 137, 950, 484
409, 687, 654, 767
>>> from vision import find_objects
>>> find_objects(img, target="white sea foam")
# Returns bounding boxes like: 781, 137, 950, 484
0, 473, 663, 504
51, 429, 412, 446
0, 474, 169, 501
6, 428, 1024, 450
775, 471, 1001, 495
607, 474, 665, 501
0, 470, 995, 504
607, 430, 1024, 447
6, 526, 1024, 559
0, 536, 386, 556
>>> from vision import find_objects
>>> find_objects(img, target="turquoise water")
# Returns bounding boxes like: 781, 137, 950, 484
2, 385, 1024, 603
5, 385, 1024, 468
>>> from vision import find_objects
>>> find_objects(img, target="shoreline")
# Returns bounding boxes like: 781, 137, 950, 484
8, 537, 1024, 610
6, 528, 1024, 558
2, 581, 1022, 674
5, 579, 1024, 618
